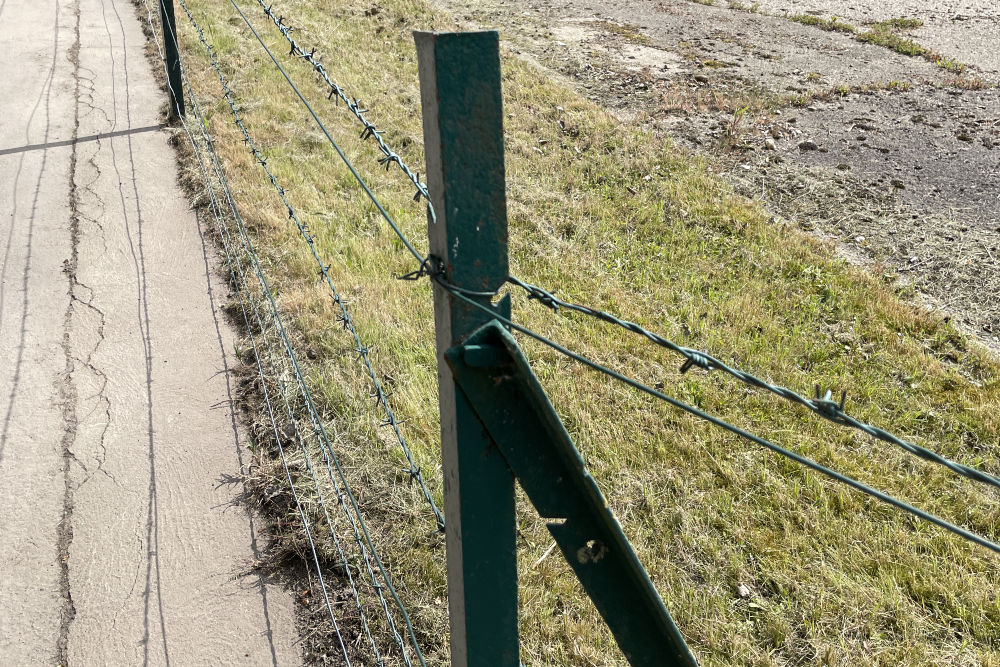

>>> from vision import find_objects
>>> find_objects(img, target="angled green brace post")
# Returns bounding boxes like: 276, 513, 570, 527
446, 322, 698, 666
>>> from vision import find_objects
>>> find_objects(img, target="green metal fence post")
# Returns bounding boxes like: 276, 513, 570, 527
414, 30, 518, 667
161, 0, 185, 118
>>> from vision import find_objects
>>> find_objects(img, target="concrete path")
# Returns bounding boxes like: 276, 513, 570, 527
0, 0, 301, 663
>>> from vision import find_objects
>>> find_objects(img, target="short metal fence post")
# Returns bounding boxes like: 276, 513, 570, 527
161, 0, 185, 117
414, 30, 519, 667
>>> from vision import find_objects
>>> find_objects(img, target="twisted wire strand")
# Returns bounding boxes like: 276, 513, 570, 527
225, 0, 445, 532
437, 276, 1000, 555
255, 0, 435, 223
175, 10, 418, 667
139, 1, 355, 660
154, 6, 391, 663
506, 276, 1000, 492
176, 60, 391, 667
170, 1, 427, 663
229, 0, 425, 267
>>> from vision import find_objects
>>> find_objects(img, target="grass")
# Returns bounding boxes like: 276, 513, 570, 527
168, 0, 1000, 664
786, 14, 856, 34
874, 17, 924, 31
727, 1, 759, 13
853, 19, 966, 74
592, 20, 651, 46
778, 12, 966, 74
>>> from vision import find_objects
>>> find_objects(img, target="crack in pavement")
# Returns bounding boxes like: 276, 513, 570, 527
57, 2, 82, 662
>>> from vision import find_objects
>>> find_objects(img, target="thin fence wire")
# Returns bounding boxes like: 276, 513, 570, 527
136, 1, 354, 661
504, 275, 1000, 491
255, 0, 435, 222
228, 0, 445, 531
435, 278, 1000, 555
154, 0, 430, 662
173, 3, 425, 662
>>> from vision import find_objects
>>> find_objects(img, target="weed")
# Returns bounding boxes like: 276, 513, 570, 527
787, 14, 856, 34
857, 28, 927, 57
593, 20, 651, 46
948, 76, 986, 90
719, 105, 750, 150
857, 21, 967, 73
873, 17, 924, 30
728, 0, 759, 12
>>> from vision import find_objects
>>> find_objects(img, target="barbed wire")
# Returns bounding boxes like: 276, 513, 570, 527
224, 0, 445, 532
181, 0, 444, 534
229, 0, 425, 266
254, 0, 435, 223
436, 275, 1000, 555
505, 276, 1000, 492
170, 1, 429, 663
138, 1, 356, 661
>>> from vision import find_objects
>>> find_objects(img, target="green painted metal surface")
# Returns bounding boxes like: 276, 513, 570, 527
415, 30, 519, 667
446, 322, 699, 666
161, 0, 185, 117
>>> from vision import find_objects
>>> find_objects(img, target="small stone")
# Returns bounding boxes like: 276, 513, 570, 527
694, 74, 709, 83
855, 235, 865, 243
737, 583, 752, 599
764, 138, 776, 150
807, 105, 818, 111
836, 163, 851, 170
891, 179, 905, 189
798, 140, 819, 151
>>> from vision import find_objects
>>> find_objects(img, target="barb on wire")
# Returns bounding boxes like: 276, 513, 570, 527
505, 275, 1000, 492
180, 0, 444, 534
171, 1, 429, 663
228, 0, 426, 267
436, 273, 1000, 556
255, 0, 435, 222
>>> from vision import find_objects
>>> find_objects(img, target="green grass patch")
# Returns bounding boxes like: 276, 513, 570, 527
856, 21, 966, 73
874, 17, 924, 30
172, 0, 1000, 664
787, 13, 856, 33
857, 27, 927, 56
592, 20, 651, 46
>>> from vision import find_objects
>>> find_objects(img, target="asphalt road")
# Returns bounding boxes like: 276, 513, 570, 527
0, 0, 300, 663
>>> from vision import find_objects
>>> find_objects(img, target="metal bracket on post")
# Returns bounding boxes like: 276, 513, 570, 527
446, 322, 699, 666
414, 30, 518, 667
161, 0, 185, 118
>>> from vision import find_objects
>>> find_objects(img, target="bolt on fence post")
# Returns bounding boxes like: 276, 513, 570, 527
414, 30, 519, 667
160, 0, 185, 118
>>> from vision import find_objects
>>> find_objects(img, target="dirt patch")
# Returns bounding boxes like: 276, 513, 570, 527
437, 0, 1000, 350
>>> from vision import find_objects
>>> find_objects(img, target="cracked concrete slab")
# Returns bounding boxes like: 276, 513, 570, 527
0, 0, 301, 663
